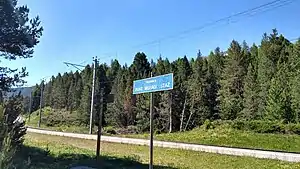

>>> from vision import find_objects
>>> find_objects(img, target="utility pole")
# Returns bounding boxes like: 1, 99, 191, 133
28, 89, 32, 122
38, 80, 44, 128
96, 88, 104, 158
89, 56, 97, 134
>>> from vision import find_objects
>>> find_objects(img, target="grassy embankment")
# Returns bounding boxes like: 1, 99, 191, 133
20, 132, 300, 169
26, 108, 300, 153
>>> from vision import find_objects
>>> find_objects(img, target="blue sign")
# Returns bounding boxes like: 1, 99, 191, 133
133, 73, 174, 94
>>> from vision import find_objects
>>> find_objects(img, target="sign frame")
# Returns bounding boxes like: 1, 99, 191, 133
133, 73, 173, 94
133, 73, 174, 169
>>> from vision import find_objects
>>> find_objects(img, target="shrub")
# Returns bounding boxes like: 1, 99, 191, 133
231, 120, 286, 134
116, 125, 139, 135
103, 126, 117, 135
200, 119, 213, 130
39, 108, 82, 127
284, 123, 300, 135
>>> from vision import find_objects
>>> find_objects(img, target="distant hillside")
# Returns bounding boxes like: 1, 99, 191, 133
6, 87, 33, 97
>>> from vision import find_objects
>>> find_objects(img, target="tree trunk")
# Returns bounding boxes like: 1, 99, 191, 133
168, 92, 172, 133
184, 109, 194, 131
179, 94, 187, 132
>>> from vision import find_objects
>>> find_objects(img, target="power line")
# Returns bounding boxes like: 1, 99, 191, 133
97, 0, 294, 58
63, 62, 86, 71
161, 0, 297, 47
133, 0, 297, 49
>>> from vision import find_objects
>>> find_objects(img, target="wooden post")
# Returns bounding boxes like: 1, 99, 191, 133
96, 88, 104, 158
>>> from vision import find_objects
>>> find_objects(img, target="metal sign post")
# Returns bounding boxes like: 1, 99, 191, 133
149, 72, 154, 169
133, 73, 173, 169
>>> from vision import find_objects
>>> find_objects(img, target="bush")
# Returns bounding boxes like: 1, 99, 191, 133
284, 123, 300, 135
38, 108, 82, 127
200, 119, 214, 130
103, 126, 117, 135
116, 125, 139, 135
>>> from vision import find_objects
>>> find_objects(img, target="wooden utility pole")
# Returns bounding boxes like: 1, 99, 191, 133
28, 89, 32, 122
38, 80, 44, 128
96, 88, 104, 158
89, 56, 97, 134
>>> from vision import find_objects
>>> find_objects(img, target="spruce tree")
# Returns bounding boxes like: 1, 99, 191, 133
52, 73, 66, 109
289, 40, 300, 123
31, 84, 41, 112
204, 65, 219, 120
265, 64, 292, 122
172, 56, 191, 131
131, 52, 151, 131
131, 52, 151, 79
73, 71, 83, 110
94, 64, 111, 127
186, 56, 207, 129
153, 57, 172, 132
257, 29, 291, 115
107, 67, 128, 127
219, 40, 247, 120
79, 65, 92, 125
43, 76, 55, 107
241, 64, 260, 119
241, 44, 260, 119
208, 47, 225, 80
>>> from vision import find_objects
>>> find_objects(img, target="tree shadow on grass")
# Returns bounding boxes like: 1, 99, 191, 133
14, 145, 177, 169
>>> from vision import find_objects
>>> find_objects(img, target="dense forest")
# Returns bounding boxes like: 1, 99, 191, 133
29, 29, 300, 133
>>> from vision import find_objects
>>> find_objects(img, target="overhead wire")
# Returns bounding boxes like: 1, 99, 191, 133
130, 0, 297, 49
62, 0, 298, 74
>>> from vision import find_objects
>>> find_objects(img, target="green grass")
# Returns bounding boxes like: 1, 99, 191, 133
22, 133, 300, 169
26, 120, 300, 153
123, 126, 300, 153
26, 109, 300, 153
25, 108, 94, 134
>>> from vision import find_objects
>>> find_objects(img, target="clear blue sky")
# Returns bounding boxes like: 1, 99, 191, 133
8, 0, 300, 86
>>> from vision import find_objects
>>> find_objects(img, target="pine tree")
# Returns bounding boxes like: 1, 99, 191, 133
131, 52, 151, 79
172, 56, 191, 131
107, 67, 128, 127
265, 64, 292, 122
52, 73, 66, 109
64, 72, 74, 110
0, 0, 43, 91
257, 29, 291, 115
79, 65, 92, 125
31, 84, 41, 112
107, 59, 121, 94
208, 47, 225, 80
241, 44, 260, 120
204, 65, 219, 120
241, 64, 260, 120
289, 40, 300, 123
94, 64, 111, 127
131, 52, 151, 131
152, 57, 172, 132
73, 71, 83, 110
67, 76, 76, 112
185, 56, 207, 130
43, 76, 55, 107
219, 40, 247, 120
